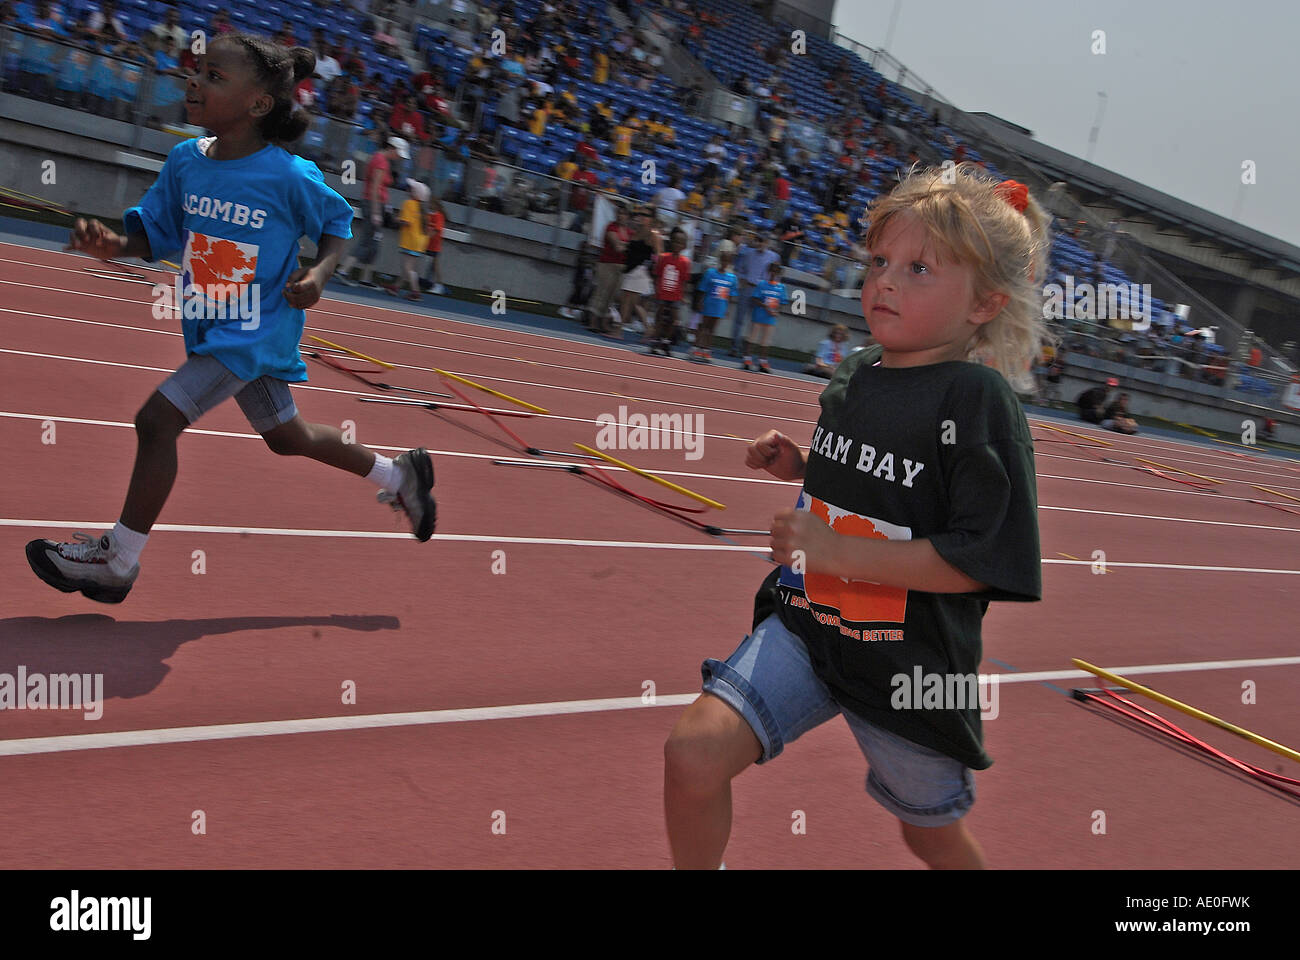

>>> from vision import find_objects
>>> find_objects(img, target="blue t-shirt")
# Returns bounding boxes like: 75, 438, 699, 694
123, 137, 354, 382
117, 58, 144, 101
55, 45, 91, 92
750, 279, 787, 324
698, 267, 738, 318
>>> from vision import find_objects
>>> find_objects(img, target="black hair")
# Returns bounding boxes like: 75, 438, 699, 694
218, 33, 316, 144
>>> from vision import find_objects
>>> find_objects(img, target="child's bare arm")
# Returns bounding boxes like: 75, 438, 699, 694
747, 430, 805, 480
66, 218, 152, 261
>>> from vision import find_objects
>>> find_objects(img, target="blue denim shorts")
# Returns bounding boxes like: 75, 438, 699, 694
158, 353, 298, 434
701, 613, 976, 827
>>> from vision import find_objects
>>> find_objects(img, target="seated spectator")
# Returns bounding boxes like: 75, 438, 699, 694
1077, 378, 1117, 424
653, 176, 686, 227
574, 134, 606, 171
804, 324, 850, 378
611, 112, 634, 158
554, 151, 578, 181
315, 45, 342, 86
389, 94, 426, 143
275, 19, 297, 48
326, 72, 359, 120
1101, 393, 1138, 434
374, 24, 399, 57
148, 7, 186, 54
87, 0, 128, 42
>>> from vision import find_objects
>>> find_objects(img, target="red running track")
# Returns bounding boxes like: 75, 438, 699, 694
1, 242, 1298, 868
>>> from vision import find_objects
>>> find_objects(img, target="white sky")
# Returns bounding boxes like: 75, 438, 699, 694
833, 0, 1299, 250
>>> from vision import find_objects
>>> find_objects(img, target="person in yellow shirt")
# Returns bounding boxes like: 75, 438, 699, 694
530, 101, 551, 136
612, 115, 634, 158
555, 153, 578, 181
593, 50, 609, 85
595, 101, 613, 119
681, 188, 704, 215
386, 179, 429, 302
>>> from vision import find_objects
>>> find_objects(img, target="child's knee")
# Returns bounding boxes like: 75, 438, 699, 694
134, 394, 187, 444
664, 697, 759, 789
262, 420, 307, 456
899, 819, 979, 868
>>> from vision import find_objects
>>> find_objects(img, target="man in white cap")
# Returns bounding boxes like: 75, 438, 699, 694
336, 136, 410, 287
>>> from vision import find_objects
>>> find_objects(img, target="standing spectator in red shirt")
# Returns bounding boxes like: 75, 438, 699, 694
588, 204, 631, 332
567, 157, 599, 233
421, 197, 447, 295
769, 167, 791, 223
335, 136, 410, 287
649, 227, 690, 357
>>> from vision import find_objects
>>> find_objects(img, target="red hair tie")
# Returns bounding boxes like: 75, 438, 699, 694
996, 179, 1029, 214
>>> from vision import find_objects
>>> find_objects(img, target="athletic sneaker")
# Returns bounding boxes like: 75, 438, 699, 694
25, 532, 139, 603
335, 270, 358, 288
742, 357, 753, 371
758, 360, 771, 373
432, 283, 446, 295
377, 448, 437, 541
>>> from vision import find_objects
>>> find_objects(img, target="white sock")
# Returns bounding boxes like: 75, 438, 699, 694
366, 454, 402, 493
109, 521, 148, 573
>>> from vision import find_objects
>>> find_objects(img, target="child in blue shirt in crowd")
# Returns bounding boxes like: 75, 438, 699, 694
742, 261, 788, 373
26, 33, 440, 604
691, 249, 739, 363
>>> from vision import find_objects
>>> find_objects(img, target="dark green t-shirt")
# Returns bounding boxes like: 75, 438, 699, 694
752, 345, 1042, 769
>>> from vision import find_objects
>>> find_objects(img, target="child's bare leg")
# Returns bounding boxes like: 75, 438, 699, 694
663, 693, 762, 869
120, 392, 191, 533
261, 415, 376, 475
697, 317, 715, 350
900, 819, 986, 869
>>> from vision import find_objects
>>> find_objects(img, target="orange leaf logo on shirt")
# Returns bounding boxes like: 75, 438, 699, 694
803, 496, 909, 623
183, 230, 258, 294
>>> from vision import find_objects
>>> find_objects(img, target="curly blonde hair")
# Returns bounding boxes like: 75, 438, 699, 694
862, 162, 1053, 390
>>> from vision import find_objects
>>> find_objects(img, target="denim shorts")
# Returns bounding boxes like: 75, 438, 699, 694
158, 353, 298, 434
701, 613, 976, 827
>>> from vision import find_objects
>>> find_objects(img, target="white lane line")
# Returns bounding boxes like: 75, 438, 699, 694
4, 408, 1300, 527
0, 519, 765, 551
0, 408, 795, 487
3, 519, 1299, 572
0, 656, 1294, 758
0, 249, 824, 402
0, 283, 823, 412
3, 309, 1299, 484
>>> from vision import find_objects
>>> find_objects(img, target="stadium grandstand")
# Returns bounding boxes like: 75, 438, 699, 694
1, 0, 1297, 438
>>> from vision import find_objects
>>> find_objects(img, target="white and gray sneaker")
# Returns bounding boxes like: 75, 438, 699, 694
26, 532, 139, 603
377, 448, 437, 541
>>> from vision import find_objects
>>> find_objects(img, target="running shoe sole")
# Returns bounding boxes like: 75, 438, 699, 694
400, 448, 437, 542
25, 539, 134, 603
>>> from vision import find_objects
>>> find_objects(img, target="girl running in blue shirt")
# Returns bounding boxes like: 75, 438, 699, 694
27, 34, 437, 604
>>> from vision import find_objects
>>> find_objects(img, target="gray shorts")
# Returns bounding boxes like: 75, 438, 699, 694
158, 353, 298, 434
